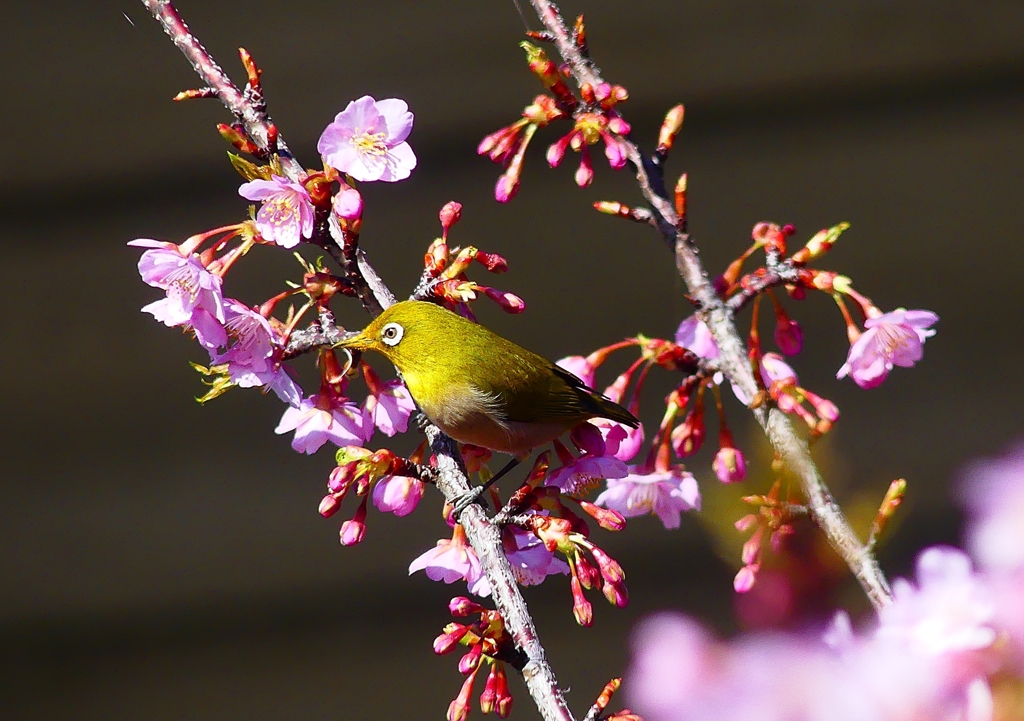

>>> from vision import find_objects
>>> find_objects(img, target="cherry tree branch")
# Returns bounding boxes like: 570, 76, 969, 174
142, 2, 576, 718
528, 0, 893, 611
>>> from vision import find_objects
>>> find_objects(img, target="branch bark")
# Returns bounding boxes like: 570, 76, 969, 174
142, 2, 576, 718
528, 0, 893, 611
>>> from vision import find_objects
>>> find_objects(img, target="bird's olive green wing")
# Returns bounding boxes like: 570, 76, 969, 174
497, 353, 639, 428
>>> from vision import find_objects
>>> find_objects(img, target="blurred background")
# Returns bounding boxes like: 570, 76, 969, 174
3, 0, 1024, 718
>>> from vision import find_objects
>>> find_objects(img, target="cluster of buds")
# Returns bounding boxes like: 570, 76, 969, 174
417, 203, 524, 317
434, 598, 518, 720
318, 444, 429, 544
526, 515, 628, 626
478, 25, 634, 201
733, 481, 803, 593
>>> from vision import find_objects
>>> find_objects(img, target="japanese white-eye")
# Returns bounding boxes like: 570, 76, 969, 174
336, 300, 639, 458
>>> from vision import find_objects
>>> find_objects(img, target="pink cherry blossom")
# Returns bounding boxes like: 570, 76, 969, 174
318, 96, 417, 182
238, 175, 314, 248
275, 392, 373, 454
675, 316, 719, 360
409, 525, 490, 597
731, 352, 798, 406
547, 453, 628, 495
837, 308, 938, 389
556, 355, 596, 388
212, 299, 302, 406
502, 525, 570, 586
363, 379, 417, 437
372, 475, 424, 517
129, 238, 226, 349
595, 465, 700, 529
959, 442, 1024, 573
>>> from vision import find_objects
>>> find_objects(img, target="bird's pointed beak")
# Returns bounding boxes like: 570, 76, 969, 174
332, 330, 368, 350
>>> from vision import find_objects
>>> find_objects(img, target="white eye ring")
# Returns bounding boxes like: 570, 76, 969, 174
381, 322, 404, 347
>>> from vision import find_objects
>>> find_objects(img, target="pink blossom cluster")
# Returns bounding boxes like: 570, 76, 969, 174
626, 444, 1024, 720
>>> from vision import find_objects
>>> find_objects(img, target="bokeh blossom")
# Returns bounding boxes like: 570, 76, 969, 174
959, 443, 1024, 573
238, 175, 314, 248
837, 308, 938, 389
318, 96, 416, 182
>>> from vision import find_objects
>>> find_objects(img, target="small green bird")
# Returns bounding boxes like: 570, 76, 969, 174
335, 300, 638, 498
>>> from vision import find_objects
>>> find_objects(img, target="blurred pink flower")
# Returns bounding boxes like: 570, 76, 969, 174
595, 465, 700, 529
372, 475, 424, 517
959, 443, 1024, 573
238, 175, 314, 248
129, 238, 226, 349
837, 308, 938, 389
590, 418, 645, 462
275, 393, 372, 454
409, 525, 490, 597
712, 445, 747, 484
318, 96, 416, 182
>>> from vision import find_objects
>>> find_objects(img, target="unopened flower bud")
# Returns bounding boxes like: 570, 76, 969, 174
773, 307, 803, 356
578, 500, 626, 531
791, 221, 850, 265
474, 250, 508, 273
570, 574, 594, 627
319, 494, 341, 518
657, 104, 685, 152
339, 498, 368, 546
433, 623, 470, 654
483, 287, 526, 313
458, 642, 483, 674
671, 405, 705, 457
713, 445, 747, 484
495, 173, 520, 204
332, 186, 363, 220
439, 201, 462, 239
449, 596, 485, 617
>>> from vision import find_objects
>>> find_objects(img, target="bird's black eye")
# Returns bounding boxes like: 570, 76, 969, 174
381, 322, 404, 347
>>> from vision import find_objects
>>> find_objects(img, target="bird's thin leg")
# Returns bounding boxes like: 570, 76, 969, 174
452, 457, 522, 518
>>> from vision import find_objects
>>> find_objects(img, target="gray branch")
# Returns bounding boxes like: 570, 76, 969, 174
142, 2, 576, 718
529, 0, 892, 611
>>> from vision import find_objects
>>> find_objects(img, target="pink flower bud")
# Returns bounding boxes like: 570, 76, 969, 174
449, 596, 485, 617
474, 250, 508, 273
447, 670, 477, 721
671, 406, 705, 457
318, 494, 341, 518
607, 116, 630, 135
439, 201, 462, 236
578, 500, 626, 532
332, 186, 363, 220
546, 134, 572, 167
458, 642, 482, 674
571, 574, 594, 627
479, 663, 498, 714
433, 624, 470, 654
483, 286, 525, 313
339, 498, 368, 546
713, 446, 747, 484
774, 314, 803, 356
734, 565, 758, 593
575, 553, 601, 590
494, 173, 519, 203
575, 149, 595, 187
602, 578, 629, 608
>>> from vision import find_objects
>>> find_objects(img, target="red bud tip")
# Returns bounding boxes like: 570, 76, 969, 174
593, 200, 632, 218
173, 87, 217, 102
525, 29, 555, 42
266, 123, 278, 151
674, 173, 688, 221
573, 15, 587, 53
238, 47, 261, 86
439, 201, 463, 237
474, 251, 508, 274
578, 500, 626, 531
216, 123, 260, 155
570, 575, 594, 627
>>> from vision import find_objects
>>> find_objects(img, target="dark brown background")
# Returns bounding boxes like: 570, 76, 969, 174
3, 1, 1024, 719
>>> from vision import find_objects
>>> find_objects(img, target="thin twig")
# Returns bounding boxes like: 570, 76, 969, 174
142, 2, 576, 718
528, 0, 892, 611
